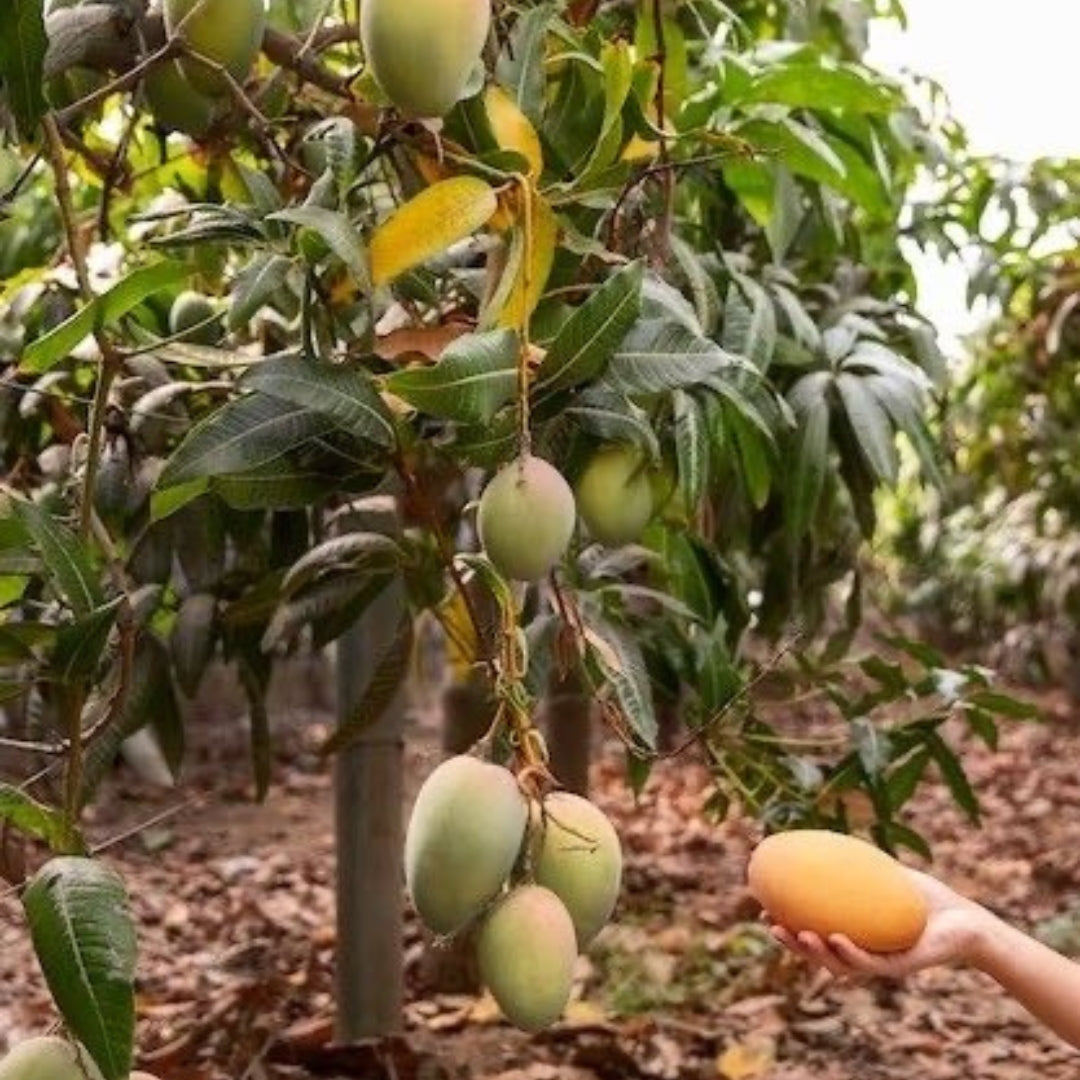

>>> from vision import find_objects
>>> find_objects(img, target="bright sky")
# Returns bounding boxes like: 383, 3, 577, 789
865, 0, 1080, 354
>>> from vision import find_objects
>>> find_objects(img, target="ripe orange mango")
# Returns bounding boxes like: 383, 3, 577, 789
747, 829, 929, 952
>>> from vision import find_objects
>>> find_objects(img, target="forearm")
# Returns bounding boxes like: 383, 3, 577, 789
968, 911, 1080, 1051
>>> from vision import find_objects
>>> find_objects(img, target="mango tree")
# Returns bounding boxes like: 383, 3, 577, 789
0, 0, 1035, 1068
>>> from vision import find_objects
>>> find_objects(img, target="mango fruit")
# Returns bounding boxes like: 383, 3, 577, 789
0, 1037, 102, 1080
145, 59, 218, 137
532, 792, 622, 949
169, 290, 221, 345
576, 444, 655, 546
477, 885, 577, 1032
478, 455, 576, 582
164, 0, 266, 97
405, 755, 528, 935
747, 829, 929, 953
361, 0, 491, 119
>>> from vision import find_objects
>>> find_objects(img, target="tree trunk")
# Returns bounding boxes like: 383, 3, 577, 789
544, 668, 592, 796
334, 501, 406, 1041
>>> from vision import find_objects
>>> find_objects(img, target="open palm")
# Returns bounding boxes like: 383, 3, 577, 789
766, 868, 984, 979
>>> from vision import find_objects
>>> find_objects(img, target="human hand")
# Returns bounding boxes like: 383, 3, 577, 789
764, 868, 994, 980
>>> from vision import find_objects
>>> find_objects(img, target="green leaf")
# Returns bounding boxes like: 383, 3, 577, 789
738, 61, 898, 114
80, 633, 176, 806
0, 0, 47, 137
228, 253, 293, 331
242, 357, 397, 449
321, 611, 414, 756
564, 388, 660, 459
578, 39, 634, 182
606, 319, 755, 395
835, 372, 898, 484
385, 330, 520, 424
496, 2, 555, 122
534, 263, 644, 398
160, 395, 335, 487
0, 784, 79, 853
723, 275, 777, 371
784, 394, 830, 544
21, 262, 188, 375
281, 533, 403, 598
925, 731, 981, 824
887, 748, 931, 812
268, 207, 372, 290
673, 391, 707, 510
150, 478, 209, 522
968, 691, 1041, 721
51, 599, 124, 684
582, 612, 657, 750
238, 655, 272, 800
23, 857, 137, 1080
12, 499, 103, 617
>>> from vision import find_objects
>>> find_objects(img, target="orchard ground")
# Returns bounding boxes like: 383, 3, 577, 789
1, 658, 1078, 1080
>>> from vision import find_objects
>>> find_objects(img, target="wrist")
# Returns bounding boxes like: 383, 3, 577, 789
959, 904, 1007, 970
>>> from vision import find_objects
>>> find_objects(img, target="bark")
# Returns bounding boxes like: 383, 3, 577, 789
544, 667, 593, 796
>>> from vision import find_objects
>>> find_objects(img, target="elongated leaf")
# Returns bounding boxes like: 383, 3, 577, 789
238, 656, 272, 801
784, 393, 830, 544
0, 0, 47, 136
739, 61, 898, 113
534, 262, 644, 397
0, 784, 77, 853
493, 191, 558, 330
12, 499, 102, 617
51, 599, 124, 684
242, 357, 397, 448
673, 390, 708, 510
578, 40, 634, 182
925, 731, 981, 823
21, 262, 187, 374
887, 748, 931, 812
565, 388, 660, 459
321, 612, 414, 756
160, 395, 335, 487
269, 207, 371, 289
24, 857, 137, 1080
496, 2, 554, 121
385, 330, 519, 424
835, 372, 898, 484
723, 275, 777, 371
606, 318, 754, 394
228, 253, 293, 330
370, 177, 498, 286
582, 613, 657, 750
80, 633, 177, 806
485, 85, 544, 181
968, 691, 1040, 721
282, 532, 402, 598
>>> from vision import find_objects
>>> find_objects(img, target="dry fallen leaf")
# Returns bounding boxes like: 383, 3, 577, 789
716, 1036, 777, 1079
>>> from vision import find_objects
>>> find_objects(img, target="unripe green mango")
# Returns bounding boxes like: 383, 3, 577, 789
361, 0, 491, 119
145, 59, 218, 138
169, 290, 221, 345
405, 755, 528, 935
0, 1037, 103, 1080
164, 0, 266, 97
478, 455, 576, 582
477, 885, 577, 1032
532, 792, 622, 949
576, 444, 656, 546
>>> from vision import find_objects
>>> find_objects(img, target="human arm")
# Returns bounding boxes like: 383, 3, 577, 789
767, 869, 1080, 1051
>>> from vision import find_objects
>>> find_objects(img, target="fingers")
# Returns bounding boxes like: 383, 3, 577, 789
768, 925, 859, 979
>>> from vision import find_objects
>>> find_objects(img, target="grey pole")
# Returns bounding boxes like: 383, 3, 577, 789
334, 498, 406, 1040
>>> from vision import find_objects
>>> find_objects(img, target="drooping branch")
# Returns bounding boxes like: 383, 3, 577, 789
43, 4, 359, 100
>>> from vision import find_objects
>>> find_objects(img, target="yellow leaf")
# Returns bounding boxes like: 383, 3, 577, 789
494, 188, 559, 330
485, 85, 544, 182
370, 177, 498, 287
438, 587, 480, 683
716, 1037, 776, 1080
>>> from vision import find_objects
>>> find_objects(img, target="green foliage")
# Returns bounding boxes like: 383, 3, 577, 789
0, 0, 1047, 1051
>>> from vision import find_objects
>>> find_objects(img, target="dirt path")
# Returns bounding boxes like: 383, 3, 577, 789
1, 673, 1079, 1079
